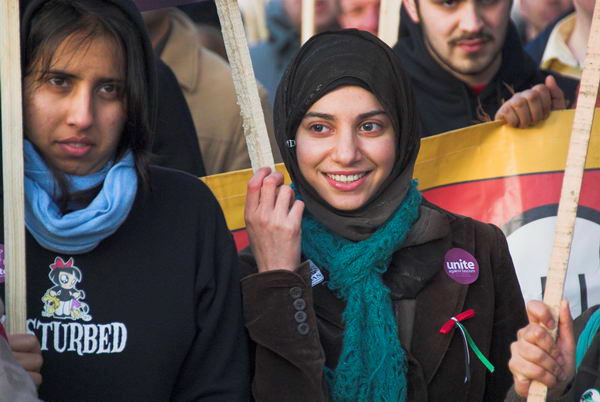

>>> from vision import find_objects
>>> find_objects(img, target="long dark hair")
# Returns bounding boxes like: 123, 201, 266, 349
23, 0, 153, 211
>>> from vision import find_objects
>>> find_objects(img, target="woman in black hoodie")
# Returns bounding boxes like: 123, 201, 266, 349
3, 0, 248, 400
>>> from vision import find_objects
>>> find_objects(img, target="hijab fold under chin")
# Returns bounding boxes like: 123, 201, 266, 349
274, 29, 421, 241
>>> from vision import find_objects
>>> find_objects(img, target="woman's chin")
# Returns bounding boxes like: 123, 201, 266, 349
324, 196, 368, 211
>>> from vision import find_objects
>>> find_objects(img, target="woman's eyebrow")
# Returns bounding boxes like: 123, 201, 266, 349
46, 69, 78, 79
46, 69, 123, 83
303, 112, 335, 120
358, 110, 386, 120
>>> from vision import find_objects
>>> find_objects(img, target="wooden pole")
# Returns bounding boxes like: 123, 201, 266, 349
527, 2, 600, 401
301, 0, 315, 45
214, 0, 275, 171
378, 0, 401, 47
0, 0, 28, 334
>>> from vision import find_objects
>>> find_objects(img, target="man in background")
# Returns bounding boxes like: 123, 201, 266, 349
395, 0, 579, 137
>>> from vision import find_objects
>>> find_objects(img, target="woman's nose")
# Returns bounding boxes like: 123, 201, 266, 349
65, 88, 94, 130
331, 129, 362, 166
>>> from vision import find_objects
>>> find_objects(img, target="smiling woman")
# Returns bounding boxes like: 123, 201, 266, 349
240, 29, 528, 401
296, 86, 396, 211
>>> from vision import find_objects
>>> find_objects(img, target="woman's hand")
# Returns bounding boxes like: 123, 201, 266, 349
245, 167, 305, 273
508, 300, 575, 398
8, 333, 43, 386
495, 75, 566, 128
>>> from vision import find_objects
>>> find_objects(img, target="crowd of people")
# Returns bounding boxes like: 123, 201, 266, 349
0, 0, 598, 401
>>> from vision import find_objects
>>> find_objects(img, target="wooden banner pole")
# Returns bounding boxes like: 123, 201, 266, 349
0, 0, 28, 334
301, 0, 315, 45
378, 0, 401, 47
527, 2, 600, 400
214, 0, 275, 172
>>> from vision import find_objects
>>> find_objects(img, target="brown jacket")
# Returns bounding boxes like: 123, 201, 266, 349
160, 9, 279, 175
240, 202, 527, 401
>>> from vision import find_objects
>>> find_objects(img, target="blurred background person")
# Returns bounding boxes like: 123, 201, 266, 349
338, 0, 380, 34
526, 0, 595, 79
514, 0, 573, 43
177, 1, 229, 60
143, 7, 279, 175
250, 0, 340, 105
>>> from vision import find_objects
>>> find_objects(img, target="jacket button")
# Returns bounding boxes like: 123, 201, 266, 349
293, 298, 306, 310
289, 286, 302, 299
294, 311, 307, 323
297, 322, 309, 335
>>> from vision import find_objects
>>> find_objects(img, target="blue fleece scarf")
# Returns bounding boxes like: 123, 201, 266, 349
300, 180, 422, 402
24, 140, 137, 254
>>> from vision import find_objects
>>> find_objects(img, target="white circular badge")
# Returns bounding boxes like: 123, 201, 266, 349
581, 388, 600, 402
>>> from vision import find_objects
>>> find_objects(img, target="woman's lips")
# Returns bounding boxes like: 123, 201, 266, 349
57, 139, 93, 157
323, 171, 370, 191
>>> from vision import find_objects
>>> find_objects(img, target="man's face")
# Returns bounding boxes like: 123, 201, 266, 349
339, 0, 380, 34
404, 0, 512, 85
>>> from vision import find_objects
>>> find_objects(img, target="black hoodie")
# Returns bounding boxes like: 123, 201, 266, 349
394, 8, 579, 138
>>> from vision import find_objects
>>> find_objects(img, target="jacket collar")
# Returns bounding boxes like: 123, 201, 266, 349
159, 9, 200, 93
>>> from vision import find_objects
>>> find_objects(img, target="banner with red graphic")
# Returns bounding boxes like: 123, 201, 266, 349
203, 109, 600, 317
414, 109, 600, 318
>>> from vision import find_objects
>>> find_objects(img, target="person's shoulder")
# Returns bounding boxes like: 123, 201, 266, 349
148, 165, 214, 202
574, 305, 600, 335
422, 200, 504, 243
198, 46, 236, 89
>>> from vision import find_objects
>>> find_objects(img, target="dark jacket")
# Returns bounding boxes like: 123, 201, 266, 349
393, 9, 579, 138
240, 201, 527, 401
506, 305, 600, 402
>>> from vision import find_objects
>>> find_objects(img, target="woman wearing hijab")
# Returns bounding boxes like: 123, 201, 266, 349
2, 0, 248, 400
241, 30, 527, 401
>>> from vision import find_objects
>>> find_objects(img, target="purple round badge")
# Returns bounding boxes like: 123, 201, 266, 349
444, 248, 479, 285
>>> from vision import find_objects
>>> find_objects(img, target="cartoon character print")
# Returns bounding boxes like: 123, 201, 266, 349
41, 257, 91, 321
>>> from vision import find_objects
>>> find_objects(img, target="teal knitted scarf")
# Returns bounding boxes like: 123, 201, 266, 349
300, 180, 422, 402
